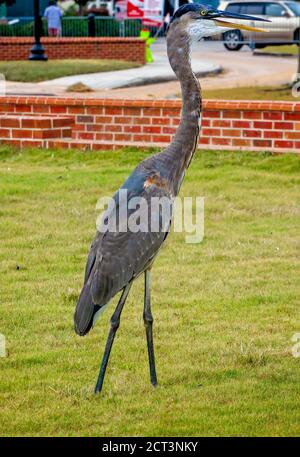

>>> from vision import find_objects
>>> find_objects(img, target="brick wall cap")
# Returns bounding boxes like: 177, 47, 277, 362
0, 96, 298, 112
0, 37, 143, 44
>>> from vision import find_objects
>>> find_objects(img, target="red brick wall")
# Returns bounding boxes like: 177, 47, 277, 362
0, 97, 299, 152
0, 37, 146, 64
0, 115, 74, 141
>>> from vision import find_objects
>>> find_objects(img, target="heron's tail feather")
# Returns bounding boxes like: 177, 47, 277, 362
74, 283, 98, 336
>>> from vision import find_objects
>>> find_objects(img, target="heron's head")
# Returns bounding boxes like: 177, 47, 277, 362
169, 3, 270, 39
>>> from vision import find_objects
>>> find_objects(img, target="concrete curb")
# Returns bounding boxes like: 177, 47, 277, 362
115, 66, 222, 88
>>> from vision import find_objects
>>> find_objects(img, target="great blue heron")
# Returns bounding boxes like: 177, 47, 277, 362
74, 4, 268, 394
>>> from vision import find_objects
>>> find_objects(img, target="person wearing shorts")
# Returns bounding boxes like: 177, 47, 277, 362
44, 0, 62, 37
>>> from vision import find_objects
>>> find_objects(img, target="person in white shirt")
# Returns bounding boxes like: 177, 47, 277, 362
44, 1, 63, 37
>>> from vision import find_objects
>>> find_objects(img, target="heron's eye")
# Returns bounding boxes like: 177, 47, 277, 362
200, 10, 207, 16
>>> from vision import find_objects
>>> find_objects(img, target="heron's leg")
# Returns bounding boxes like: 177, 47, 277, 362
144, 269, 157, 386
95, 282, 132, 394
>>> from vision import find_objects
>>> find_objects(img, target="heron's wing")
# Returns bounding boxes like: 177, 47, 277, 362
82, 172, 146, 287
84, 231, 103, 284
90, 181, 173, 305
74, 175, 173, 336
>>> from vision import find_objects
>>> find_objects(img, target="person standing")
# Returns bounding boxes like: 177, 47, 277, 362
44, 1, 63, 37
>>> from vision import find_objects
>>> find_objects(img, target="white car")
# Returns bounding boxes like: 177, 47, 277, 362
88, 0, 114, 17
219, 0, 300, 50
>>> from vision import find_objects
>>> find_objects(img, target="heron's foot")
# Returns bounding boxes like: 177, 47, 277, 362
150, 372, 158, 387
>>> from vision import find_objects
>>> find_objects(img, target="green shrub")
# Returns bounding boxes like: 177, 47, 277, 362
0, 18, 143, 38
0, 21, 34, 37
124, 19, 142, 37
95, 18, 119, 37
62, 18, 88, 37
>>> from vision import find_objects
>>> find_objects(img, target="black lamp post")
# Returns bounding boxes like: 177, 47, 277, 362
29, 0, 48, 60
297, 33, 300, 83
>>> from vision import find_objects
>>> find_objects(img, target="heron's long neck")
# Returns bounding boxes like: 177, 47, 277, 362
164, 24, 201, 194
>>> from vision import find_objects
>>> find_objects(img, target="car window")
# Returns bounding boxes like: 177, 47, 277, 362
225, 3, 241, 14
286, 2, 300, 15
265, 3, 285, 16
240, 3, 264, 15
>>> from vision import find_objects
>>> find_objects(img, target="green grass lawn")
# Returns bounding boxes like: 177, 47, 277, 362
0, 146, 299, 437
203, 85, 297, 101
0, 59, 141, 83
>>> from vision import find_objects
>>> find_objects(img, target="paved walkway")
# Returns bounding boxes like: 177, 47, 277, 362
4, 39, 297, 97
38, 53, 220, 91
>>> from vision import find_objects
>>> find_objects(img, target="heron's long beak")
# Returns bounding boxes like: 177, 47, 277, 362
213, 10, 271, 33
214, 19, 267, 32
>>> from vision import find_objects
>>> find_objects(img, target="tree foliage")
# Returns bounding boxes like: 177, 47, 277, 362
74, 0, 89, 15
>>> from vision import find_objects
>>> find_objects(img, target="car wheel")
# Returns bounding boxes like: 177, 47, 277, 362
223, 30, 244, 51
294, 29, 299, 46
